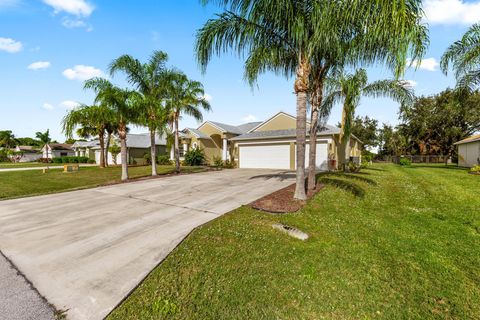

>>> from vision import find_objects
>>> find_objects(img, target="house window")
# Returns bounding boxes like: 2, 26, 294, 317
179, 146, 185, 157
60, 152, 68, 157
192, 142, 198, 149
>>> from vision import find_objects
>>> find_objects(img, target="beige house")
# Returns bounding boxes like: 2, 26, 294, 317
455, 134, 480, 167
179, 111, 361, 170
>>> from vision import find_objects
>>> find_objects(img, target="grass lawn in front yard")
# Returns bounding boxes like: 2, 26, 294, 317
108, 163, 480, 320
0, 165, 205, 200
0, 162, 64, 169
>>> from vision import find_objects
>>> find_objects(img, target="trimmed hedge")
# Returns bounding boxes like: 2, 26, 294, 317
52, 156, 90, 164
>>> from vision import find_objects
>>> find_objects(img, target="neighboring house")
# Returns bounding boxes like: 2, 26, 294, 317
92, 133, 167, 165
10, 146, 42, 163
72, 140, 101, 162
180, 111, 362, 170
41, 143, 75, 159
455, 134, 480, 167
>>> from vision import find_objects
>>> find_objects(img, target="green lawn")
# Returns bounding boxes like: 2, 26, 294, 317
0, 162, 64, 169
0, 165, 205, 200
108, 163, 480, 320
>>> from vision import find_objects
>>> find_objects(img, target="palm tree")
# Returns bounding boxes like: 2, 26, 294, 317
62, 104, 114, 168
322, 69, 415, 170
196, 0, 428, 199
84, 78, 139, 181
109, 51, 171, 176
35, 130, 51, 167
166, 72, 211, 173
441, 23, 480, 90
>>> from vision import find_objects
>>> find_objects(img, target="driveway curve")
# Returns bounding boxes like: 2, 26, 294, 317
0, 169, 294, 320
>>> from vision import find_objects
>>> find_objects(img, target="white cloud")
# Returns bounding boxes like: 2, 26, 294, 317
62, 65, 104, 81
28, 61, 51, 70
407, 57, 439, 72
62, 17, 86, 28
401, 80, 418, 88
0, 37, 22, 53
424, 0, 480, 25
241, 114, 258, 123
42, 103, 54, 111
42, 0, 94, 17
60, 100, 80, 110
203, 93, 213, 102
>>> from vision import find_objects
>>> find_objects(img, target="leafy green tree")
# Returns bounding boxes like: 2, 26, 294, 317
109, 51, 171, 176
84, 78, 139, 181
441, 24, 480, 90
196, 0, 428, 198
15, 137, 42, 147
322, 69, 414, 170
108, 143, 121, 165
0, 130, 17, 148
349, 116, 379, 152
35, 130, 51, 166
166, 72, 210, 173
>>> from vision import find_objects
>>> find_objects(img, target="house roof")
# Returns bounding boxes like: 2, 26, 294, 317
454, 134, 480, 145
125, 133, 167, 148
231, 125, 341, 141
185, 128, 211, 139
48, 143, 73, 151
16, 146, 40, 152
72, 140, 100, 148
236, 121, 263, 133
207, 121, 245, 135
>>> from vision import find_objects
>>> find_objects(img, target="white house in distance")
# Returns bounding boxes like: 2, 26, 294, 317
455, 134, 480, 167
13, 146, 42, 162
41, 143, 75, 159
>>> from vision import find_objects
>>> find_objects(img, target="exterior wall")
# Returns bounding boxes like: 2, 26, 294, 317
18, 153, 42, 163
199, 139, 221, 164
253, 113, 297, 132
458, 141, 480, 167
198, 122, 224, 137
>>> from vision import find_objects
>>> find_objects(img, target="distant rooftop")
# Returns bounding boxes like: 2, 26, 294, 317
454, 134, 480, 145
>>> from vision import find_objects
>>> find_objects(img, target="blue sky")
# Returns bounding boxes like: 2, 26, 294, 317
0, 0, 478, 141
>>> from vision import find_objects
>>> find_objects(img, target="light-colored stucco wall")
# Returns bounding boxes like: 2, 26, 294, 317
458, 141, 480, 167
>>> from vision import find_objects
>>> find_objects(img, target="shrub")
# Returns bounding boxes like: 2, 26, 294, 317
157, 155, 172, 165
470, 165, 480, 174
347, 160, 360, 172
184, 148, 205, 166
88, 159, 96, 164
143, 152, 152, 165
399, 157, 412, 166
212, 155, 223, 168
0, 149, 9, 162
53, 156, 89, 164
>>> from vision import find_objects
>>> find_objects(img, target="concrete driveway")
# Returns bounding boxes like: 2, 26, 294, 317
0, 169, 294, 320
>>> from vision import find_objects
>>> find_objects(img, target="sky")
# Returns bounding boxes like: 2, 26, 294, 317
0, 0, 479, 141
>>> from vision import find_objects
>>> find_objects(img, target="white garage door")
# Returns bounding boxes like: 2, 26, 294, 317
296, 142, 329, 171
239, 144, 290, 169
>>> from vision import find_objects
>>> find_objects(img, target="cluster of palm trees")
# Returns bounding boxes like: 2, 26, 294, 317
62, 51, 211, 181
195, 0, 428, 199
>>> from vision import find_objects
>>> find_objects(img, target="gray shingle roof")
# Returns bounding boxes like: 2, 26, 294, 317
185, 128, 211, 139
208, 121, 245, 135
236, 122, 263, 133
231, 125, 340, 141
126, 133, 167, 148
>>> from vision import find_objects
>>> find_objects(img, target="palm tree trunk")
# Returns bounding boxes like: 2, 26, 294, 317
119, 124, 128, 181
150, 128, 158, 176
98, 130, 105, 168
293, 60, 310, 200
105, 132, 111, 167
174, 117, 180, 173
307, 106, 319, 191
294, 91, 308, 200
339, 105, 347, 171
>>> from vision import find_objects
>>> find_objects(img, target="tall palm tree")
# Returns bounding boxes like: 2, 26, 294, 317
441, 23, 480, 90
166, 72, 211, 173
196, 0, 428, 199
35, 130, 51, 167
109, 51, 171, 176
84, 78, 139, 181
322, 69, 415, 170
62, 104, 114, 168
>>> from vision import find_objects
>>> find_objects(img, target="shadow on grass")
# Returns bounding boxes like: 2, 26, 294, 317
317, 177, 365, 198
362, 166, 385, 172
316, 172, 377, 186
407, 164, 468, 171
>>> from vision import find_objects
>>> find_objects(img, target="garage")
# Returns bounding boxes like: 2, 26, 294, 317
238, 141, 329, 170
239, 143, 291, 169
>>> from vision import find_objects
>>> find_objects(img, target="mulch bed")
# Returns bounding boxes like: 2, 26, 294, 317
250, 183, 324, 214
